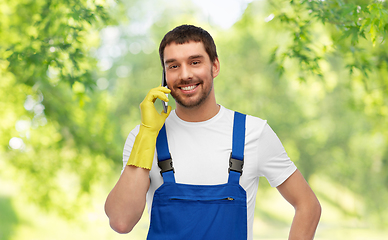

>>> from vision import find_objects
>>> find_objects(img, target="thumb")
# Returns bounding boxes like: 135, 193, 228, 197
161, 106, 172, 119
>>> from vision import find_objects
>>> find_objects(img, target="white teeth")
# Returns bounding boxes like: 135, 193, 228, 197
181, 85, 196, 91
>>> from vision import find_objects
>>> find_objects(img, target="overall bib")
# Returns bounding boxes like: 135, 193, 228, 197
147, 112, 247, 240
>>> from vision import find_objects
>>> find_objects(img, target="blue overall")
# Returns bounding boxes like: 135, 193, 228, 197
147, 112, 247, 240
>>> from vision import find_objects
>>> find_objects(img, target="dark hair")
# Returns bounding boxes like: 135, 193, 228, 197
159, 24, 218, 68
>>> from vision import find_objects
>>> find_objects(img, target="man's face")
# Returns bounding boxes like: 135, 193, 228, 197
163, 41, 219, 109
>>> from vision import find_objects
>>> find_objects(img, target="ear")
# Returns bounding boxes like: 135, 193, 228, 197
212, 58, 220, 78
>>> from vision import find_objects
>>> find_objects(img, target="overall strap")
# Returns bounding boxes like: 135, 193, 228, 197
156, 125, 175, 183
228, 112, 246, 184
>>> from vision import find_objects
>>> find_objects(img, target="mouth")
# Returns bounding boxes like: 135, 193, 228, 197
179, 83, 199, 91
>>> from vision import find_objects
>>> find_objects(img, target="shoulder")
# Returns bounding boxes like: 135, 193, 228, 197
221, 107, 269, 137
245, 114, 267, 128
234, 111, 268, 139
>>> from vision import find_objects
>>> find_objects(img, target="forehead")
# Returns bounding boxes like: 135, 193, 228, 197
163, 41, 208, 62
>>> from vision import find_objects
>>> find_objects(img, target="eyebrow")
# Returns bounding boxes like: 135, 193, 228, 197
164, 54, 205, 65
164, 58, 176, 65
188, 54, 204, 60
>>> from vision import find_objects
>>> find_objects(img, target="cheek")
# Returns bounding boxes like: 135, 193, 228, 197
199, 68, 212, 79
165, 73, 174, 86
166, 78, 177, 90
166, 81, 173, 89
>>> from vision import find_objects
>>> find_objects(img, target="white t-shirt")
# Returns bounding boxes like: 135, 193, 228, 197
122, 105, 297, 240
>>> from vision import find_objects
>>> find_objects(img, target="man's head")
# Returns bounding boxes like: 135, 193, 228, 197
160, 25, 220, 114
159, 24, 218, 68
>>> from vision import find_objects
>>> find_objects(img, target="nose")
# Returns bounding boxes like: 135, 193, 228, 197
179, 64, 193, 81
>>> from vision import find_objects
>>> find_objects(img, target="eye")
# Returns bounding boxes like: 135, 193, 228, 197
169, 65, 178, 69
191, 61, 200, 65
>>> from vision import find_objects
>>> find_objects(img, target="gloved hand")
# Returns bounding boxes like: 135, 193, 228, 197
127, 86, 171, 170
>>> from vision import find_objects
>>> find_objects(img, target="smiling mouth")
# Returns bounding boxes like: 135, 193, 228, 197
180, 84, 199, 91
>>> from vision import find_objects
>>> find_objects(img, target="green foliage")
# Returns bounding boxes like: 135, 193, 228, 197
270, 0, 388, 80
303, 0, 388, 45
0, 0, 118, 217
1, 0, 111, 89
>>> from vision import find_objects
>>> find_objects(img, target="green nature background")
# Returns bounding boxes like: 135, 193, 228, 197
1, 0, 388, 239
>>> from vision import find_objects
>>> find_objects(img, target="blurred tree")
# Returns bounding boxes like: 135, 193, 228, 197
268, 0, 388, 132
0, 0, 121, 217
270, 0, 388, 78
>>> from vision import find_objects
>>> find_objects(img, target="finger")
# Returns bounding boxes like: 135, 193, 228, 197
156, 86, 171, 94
161, 106, 172, 117
145, 89, 170, 102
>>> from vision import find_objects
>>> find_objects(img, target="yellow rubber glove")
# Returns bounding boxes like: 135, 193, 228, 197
127, 86, 172, 170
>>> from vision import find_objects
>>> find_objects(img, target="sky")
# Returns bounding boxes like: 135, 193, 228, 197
192, 0, 254, 29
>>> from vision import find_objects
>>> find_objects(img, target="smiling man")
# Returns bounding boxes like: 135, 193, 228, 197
105, 25, 321, 240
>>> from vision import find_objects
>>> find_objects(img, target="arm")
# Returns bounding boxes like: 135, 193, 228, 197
276, 169, 321, 240
105, 86, 171, 234
105, 165, 150, 233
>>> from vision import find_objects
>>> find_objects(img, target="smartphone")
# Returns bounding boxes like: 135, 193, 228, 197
162, 69, 168, 113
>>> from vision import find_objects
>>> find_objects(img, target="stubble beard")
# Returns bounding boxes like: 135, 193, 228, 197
170, 70, 214, 109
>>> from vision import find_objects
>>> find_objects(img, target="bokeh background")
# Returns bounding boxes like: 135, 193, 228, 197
1, 0, 388, 239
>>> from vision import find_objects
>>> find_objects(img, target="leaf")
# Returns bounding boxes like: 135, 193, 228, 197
269, 46, 279, 64
370, 24, 377, 47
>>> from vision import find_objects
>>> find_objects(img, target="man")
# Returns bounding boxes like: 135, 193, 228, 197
105, 24, 321, 240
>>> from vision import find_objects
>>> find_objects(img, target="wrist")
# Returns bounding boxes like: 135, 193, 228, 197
126, 124, 159, 170
140, 122, 161, 135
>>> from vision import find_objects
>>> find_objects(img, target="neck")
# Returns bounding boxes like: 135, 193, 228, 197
175, 93, 219, 122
